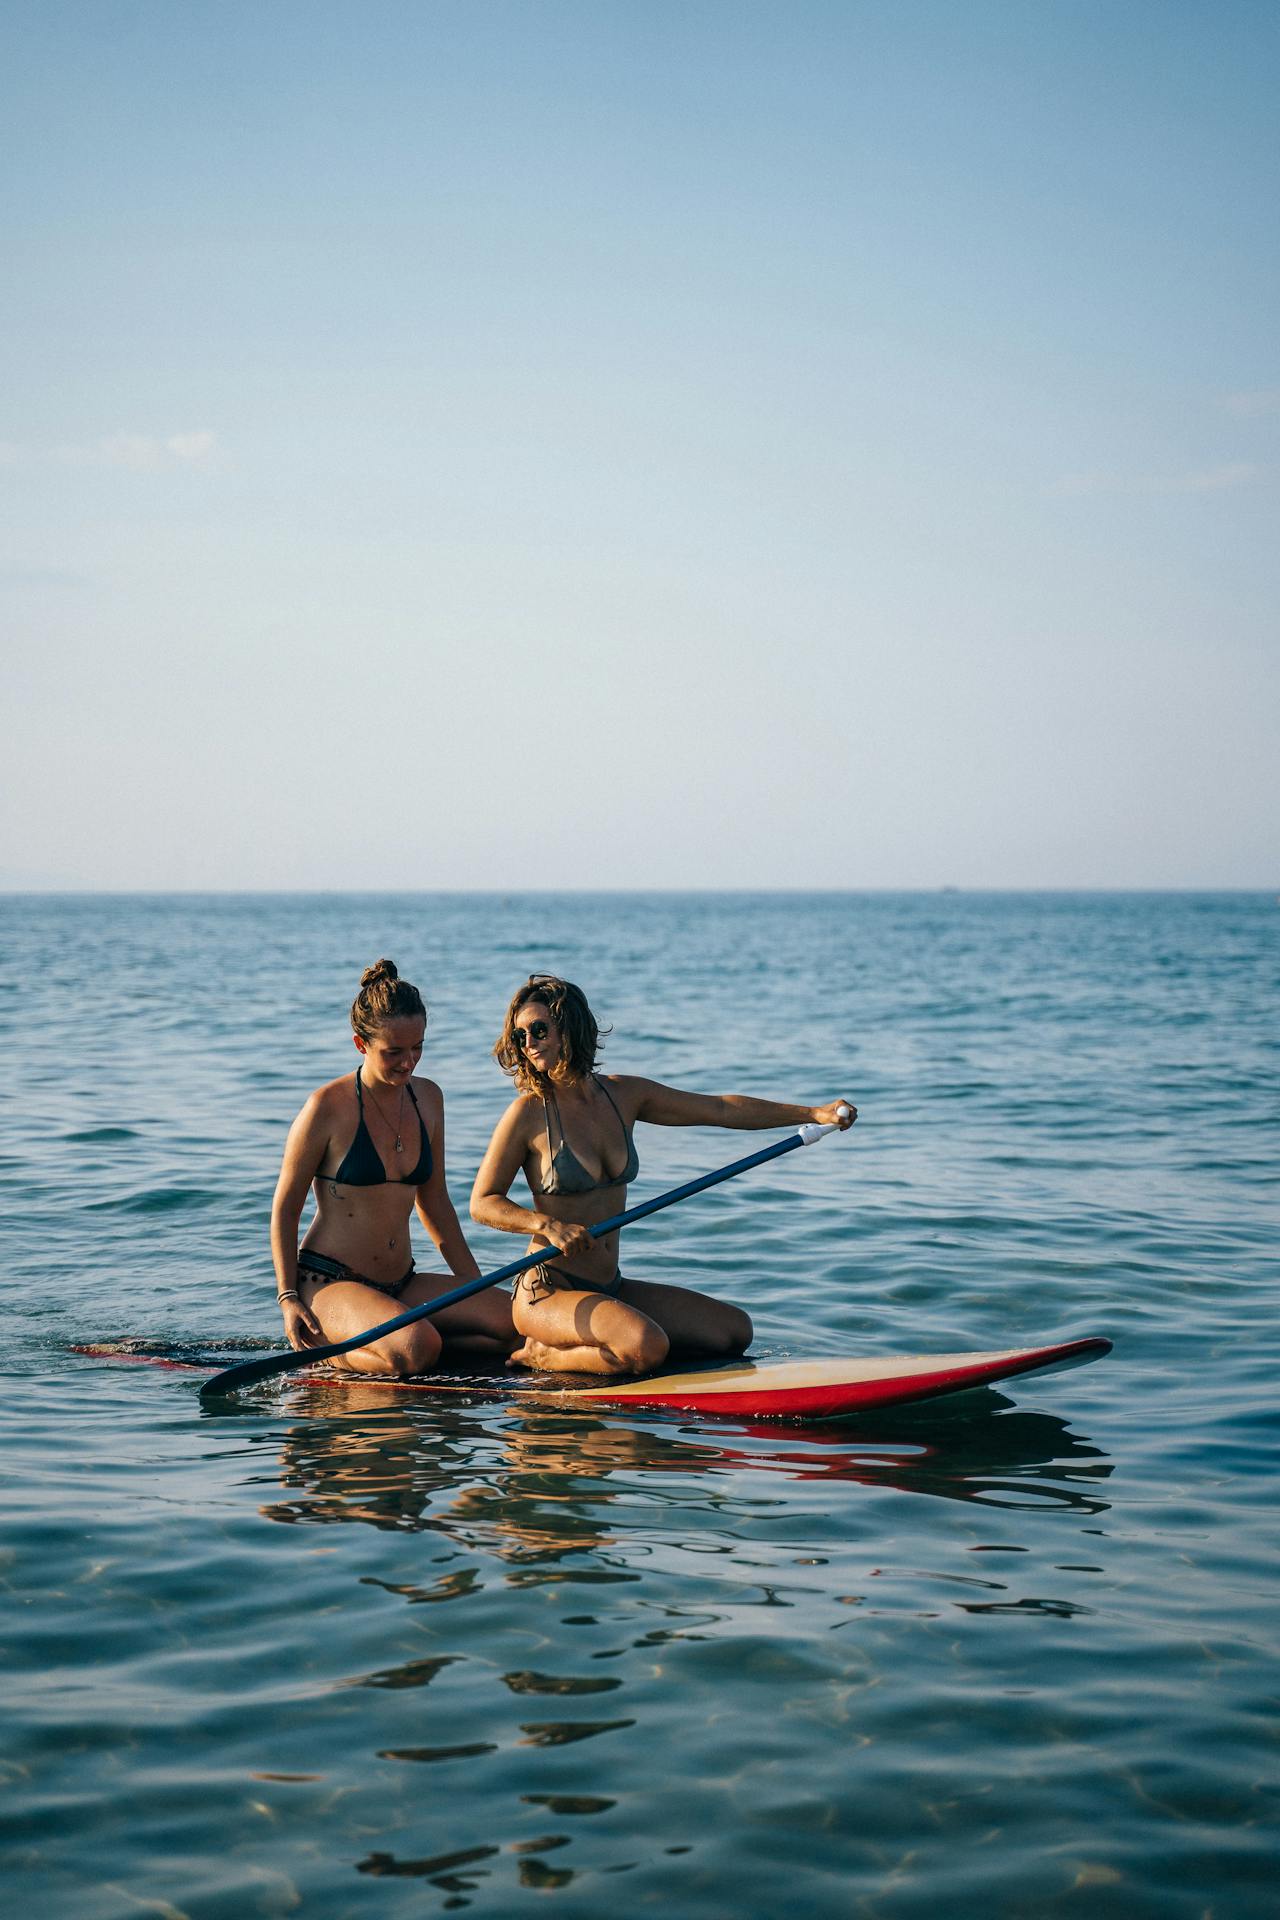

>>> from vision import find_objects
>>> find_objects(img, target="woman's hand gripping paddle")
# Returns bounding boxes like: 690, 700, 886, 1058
200, 1109, 853, 1400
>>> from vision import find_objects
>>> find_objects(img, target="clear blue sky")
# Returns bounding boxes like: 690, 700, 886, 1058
2, 1, 1276, 888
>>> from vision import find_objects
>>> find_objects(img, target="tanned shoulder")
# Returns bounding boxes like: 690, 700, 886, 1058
411, 1075, 445, 1124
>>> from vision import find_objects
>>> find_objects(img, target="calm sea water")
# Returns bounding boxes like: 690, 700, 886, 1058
2, 892, 1277, 1918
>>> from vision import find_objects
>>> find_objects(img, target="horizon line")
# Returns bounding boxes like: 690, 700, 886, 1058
2, 885, 1276, 900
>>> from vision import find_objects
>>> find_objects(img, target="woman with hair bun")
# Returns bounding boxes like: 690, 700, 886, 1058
271, 960, 514, 1375
470, 975, 856, 1377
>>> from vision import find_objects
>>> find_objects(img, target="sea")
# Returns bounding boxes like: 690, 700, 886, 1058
2, 891, 1277, 1919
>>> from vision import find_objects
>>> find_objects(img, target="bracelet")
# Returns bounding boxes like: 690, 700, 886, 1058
276, 1289, 299, 1303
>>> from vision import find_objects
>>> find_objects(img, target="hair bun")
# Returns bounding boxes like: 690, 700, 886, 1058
350, 959, 425, 1039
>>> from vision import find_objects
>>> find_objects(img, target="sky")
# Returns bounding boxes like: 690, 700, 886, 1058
2, 0, 1276, 890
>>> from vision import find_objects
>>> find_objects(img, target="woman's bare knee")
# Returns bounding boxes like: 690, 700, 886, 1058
709, 1308, 751, 1356
370, 1321, 442, 1376
616, 1322, 669, 1373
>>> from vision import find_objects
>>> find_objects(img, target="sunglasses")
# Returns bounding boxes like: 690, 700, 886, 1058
515, 1019, 553, 1049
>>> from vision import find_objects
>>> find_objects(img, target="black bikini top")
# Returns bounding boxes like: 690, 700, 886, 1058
322, 1068, 433, 1188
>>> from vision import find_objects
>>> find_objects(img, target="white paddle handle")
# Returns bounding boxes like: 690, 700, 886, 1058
796, 1103, 853, 1147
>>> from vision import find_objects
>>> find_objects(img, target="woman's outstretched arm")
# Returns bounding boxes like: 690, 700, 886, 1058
625, 1079, 857, 1132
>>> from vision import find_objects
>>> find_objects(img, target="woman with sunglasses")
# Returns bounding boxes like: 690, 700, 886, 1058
470, 975, 856, 1376
271, 959, 515, 1375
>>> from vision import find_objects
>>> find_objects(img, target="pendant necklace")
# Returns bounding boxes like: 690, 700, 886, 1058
364, 1078, 407, 1153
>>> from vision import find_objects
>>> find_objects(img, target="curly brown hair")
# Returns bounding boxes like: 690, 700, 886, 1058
493, 974, 609, 1093
350, 959, 427, 1042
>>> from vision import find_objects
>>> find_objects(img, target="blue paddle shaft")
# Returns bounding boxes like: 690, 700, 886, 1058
200, 1121, 839, 1399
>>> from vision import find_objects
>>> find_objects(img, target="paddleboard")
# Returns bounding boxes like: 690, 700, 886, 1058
72, 1336, 1110, 1421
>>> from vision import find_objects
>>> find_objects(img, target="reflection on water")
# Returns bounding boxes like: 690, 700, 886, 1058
232, 1395, 1120, 1906
256, 1392, 1113, 1554
356, 1839, 576, 1894
745, 1396, 1115, 1514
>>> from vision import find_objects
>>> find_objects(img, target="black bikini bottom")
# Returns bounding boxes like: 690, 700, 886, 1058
297, 1250, 416, 1299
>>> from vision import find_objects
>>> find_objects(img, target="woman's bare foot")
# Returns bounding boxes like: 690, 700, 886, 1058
508, 1333, 662, 1377
508, 1338, 558, 1370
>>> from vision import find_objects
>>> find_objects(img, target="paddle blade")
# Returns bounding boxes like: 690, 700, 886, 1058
199, 1346, 318, 1398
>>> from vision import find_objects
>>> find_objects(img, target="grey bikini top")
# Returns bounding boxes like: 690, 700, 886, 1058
538, 1077, 640, 1195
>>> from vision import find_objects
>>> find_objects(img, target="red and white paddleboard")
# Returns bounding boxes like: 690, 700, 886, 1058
554, 1339, 1110, 1418
73, 1337, 1110, 1421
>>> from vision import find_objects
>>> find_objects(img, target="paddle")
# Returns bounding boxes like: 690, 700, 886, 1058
200, 1108, 852, 1399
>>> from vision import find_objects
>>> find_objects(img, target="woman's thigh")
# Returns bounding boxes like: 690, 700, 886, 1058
512, 1278, 661, 1352
616, 1277, 752, 1354
299, 1277, 441, 1373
